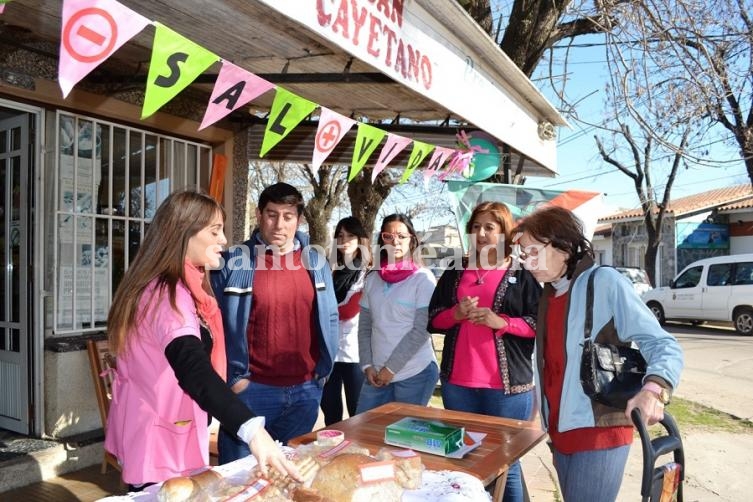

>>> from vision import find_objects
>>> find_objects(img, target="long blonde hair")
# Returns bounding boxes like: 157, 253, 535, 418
107, 190, 225, 356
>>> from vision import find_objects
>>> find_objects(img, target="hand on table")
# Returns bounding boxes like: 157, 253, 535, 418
248, 428, 301, 481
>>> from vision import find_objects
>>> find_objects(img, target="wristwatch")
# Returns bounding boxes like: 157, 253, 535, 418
643, 382, 671, 405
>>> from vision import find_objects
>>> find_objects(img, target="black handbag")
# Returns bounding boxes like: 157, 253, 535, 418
580, 267, 647, 409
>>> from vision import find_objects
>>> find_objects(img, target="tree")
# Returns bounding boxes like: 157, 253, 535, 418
614, 0, 753, 186
301, 164, 348, 247
595, 124, 690, 286
591, 0, 752, 283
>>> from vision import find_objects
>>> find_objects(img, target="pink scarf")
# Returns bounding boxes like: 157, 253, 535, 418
378, 259, 419, 283
184, 260, 227, 382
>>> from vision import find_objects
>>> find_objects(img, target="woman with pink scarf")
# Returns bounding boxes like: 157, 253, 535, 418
355, 214, 439, 413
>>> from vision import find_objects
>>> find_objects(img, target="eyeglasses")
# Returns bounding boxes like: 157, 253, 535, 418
516, 241, 551, 261
381, 232, 411, 243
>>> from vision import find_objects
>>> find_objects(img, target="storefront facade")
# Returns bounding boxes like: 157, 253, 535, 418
0, 0, 563, 445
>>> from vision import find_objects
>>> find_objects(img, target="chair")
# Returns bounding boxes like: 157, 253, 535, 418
86, 339, 121, 474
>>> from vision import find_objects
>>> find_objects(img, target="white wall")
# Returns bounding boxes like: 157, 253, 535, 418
592, 234, 613, 265
729, 210, 753, 254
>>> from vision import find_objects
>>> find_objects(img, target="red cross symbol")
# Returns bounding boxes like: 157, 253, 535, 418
316, 120, 342, 152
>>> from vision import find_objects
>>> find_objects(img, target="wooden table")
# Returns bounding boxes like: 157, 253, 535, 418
289, 402, 546, 502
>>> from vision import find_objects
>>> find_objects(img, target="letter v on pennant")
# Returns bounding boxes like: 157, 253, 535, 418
349, 123, 386, 181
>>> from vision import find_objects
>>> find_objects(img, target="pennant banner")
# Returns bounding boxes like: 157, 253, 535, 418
423, 146, 455, 184
400, 140, 434, 183
448, 181, 603, 242
349, 124, 386, 181
0, 4, 6, 14
199, 62, 275, 130
372, 133, 412, 182
142, 23, 219, 119
312, 108, 356, 170
58, 0, 150, 97
260, 88, 318, 157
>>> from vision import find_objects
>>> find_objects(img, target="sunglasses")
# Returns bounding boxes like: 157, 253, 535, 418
516, 241, 551, 261
381, 232, 411, 242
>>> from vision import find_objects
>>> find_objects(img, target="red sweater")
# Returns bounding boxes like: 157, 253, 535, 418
246, 251, 318, 386
544, 292, 633, 454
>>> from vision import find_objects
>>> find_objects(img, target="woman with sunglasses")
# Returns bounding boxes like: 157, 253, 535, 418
355, 214, 439, 413
427, 201, 541, 502
514, 205, 682, 501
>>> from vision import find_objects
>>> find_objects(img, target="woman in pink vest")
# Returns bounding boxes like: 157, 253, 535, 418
104, 190, 299, 490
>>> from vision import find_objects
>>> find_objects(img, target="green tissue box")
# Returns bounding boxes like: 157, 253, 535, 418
384, 417, 464, 456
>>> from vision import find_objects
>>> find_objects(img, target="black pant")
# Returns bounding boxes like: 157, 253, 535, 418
320, 362, 365, 426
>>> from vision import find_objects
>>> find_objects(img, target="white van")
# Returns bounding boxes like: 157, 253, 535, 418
641, 253, 753, 335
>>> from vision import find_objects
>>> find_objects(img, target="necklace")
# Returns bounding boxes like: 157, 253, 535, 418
472, 258, 511, 285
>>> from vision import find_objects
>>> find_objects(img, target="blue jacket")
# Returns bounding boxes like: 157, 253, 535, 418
535, 257, 683, 432
210, 231, 339, 388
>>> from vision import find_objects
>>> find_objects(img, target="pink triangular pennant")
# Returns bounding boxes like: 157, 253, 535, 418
423, 146, 455, 183
58, 0, 151, 97
0, 4, 6, 14
199, 62, 275, 130
311, 108, 356, 169
371, 133, 412, 182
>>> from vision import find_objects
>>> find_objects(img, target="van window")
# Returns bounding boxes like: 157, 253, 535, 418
707, 264, 732, 286
734, 262, 753, 285
674, 266, 703, 288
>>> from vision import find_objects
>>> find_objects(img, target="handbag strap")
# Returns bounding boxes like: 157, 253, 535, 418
584, 267, 599, 341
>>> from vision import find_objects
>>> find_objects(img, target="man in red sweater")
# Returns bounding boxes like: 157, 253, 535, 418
211, 183, 339, 464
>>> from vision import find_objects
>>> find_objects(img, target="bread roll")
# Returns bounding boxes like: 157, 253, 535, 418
156, 476, 199, 502
190, 468, 223, 493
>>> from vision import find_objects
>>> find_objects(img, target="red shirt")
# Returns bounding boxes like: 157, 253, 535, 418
544, 292, 632, 454
246, 250, 318, 386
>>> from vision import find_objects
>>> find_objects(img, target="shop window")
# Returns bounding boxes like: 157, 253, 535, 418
54, 112, 211, 333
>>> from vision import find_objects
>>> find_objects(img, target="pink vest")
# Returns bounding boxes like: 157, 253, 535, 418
104, 281, 210, 484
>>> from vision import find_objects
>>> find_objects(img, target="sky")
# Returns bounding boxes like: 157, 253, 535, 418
522, 36, 749, 214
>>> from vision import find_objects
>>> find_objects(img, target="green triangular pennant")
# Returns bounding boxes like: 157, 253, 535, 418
142, 23, 219, 119
260, 88, 318, 157
400, 140, 435, 183
349, 124, 386, 181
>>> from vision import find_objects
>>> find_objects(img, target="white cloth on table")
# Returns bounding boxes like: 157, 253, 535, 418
98, 451, 490, 501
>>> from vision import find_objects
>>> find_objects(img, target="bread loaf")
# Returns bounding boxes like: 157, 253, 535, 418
375, 448, 423, 489
156, 476, 201, 502
190, 468, 223, 493
311, 453, 403, 502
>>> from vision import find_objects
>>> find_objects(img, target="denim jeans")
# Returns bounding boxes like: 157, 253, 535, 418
217, 379, 322, 464
320, 362, 365, 426
355, 361, 439, 414
441, 380, 533, 502
553, 444, 631, 502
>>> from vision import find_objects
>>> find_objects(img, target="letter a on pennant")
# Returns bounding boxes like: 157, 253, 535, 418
312, 108, 356, 170
349, 124, 386, 181
58, 0, 150, 97
142, 23, 219, 119
260, 88, 318, 157
400, 140, 434, 183
423, 146, 455, 184
199, 62, 275, 130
